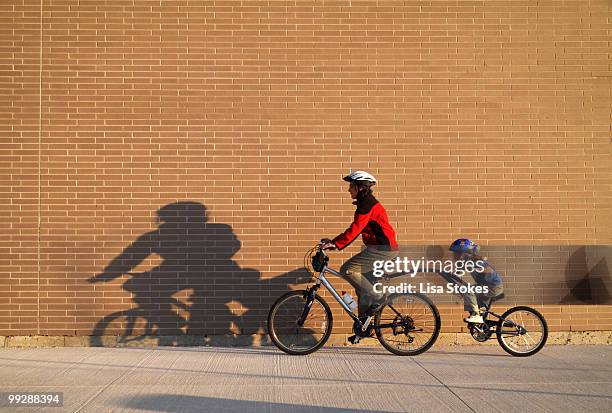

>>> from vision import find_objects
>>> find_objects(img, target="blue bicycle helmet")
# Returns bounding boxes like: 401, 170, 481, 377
449, 238, 480, 255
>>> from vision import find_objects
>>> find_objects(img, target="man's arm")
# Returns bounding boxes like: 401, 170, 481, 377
88, 233, 152, 283
331, 210, 372, 250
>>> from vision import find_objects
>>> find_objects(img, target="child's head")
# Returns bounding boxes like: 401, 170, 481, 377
449, 238, 479, 261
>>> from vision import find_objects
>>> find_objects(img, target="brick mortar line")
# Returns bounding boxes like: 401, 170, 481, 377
36, 0, 43, 336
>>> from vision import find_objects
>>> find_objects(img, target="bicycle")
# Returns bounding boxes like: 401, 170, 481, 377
467, 294, 548, 356
267, 245, 442, 356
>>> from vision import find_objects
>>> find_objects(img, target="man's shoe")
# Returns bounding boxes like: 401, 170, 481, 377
348, 335, 361, 345
464, 313, 484, 323
364, 294, 392, 316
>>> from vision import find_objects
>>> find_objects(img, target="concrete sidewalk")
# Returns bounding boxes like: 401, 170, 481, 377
0, 345, 610, 412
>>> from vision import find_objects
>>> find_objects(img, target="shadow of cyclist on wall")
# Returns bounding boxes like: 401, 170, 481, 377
232, 266, 314, 340
87, 202, 257, 346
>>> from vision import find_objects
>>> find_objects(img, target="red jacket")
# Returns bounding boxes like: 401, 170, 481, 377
332, 194, 399, 251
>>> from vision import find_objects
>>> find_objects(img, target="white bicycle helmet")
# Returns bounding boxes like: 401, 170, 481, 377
342, 170, 377, 186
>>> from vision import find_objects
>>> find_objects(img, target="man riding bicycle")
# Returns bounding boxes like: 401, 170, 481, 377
320, 171, 399, 318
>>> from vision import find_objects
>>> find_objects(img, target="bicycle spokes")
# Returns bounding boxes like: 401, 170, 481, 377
375, 294, 441, 356
498, 309, 546, 355
268, 291, 332, 354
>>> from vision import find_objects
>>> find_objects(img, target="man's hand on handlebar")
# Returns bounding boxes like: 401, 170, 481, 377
319, 239, 336, 250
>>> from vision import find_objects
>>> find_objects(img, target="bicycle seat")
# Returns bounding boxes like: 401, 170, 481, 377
381, 271, 411, 280
491, 293, 505, 302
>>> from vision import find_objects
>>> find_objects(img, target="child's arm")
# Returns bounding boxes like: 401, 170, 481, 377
471, 255, 503, 285
475, 264, 494, 275
470, 254, 494, 275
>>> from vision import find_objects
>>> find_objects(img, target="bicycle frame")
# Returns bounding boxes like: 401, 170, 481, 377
304, 249, 422, 333
313, 266, 363, 322
312, 252, 524, 337
479, 306, 526, 336
303, 249, 369, 328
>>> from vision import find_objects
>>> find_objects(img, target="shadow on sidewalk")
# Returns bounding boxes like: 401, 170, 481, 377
117, 394, 396, 412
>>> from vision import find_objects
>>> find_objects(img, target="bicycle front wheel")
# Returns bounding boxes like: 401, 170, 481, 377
267, 290, 333, 355
497, 306, 548, 357
375, 293, 441, 356
90, 309, 158, 347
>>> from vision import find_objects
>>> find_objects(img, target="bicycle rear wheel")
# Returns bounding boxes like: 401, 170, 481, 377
375, 293, 441, 356
267, 290, 333, 355
496, 306, 548, 357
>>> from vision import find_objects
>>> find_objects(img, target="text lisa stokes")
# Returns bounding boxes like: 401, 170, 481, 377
373, 282, 490, 295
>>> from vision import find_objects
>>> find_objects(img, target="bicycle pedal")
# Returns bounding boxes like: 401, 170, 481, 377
348, 335, 361, 345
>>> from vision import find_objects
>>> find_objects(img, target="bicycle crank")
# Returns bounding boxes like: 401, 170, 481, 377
469, 323, 492, 342
352, 317, 374, 338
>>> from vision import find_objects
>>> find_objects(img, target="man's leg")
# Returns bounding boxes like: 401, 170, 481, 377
339, 248, 378, 317
339, 247, 397, 317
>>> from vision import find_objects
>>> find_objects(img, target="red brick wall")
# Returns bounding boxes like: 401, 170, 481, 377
1, 0, 41, 335
2, 0, 611, 338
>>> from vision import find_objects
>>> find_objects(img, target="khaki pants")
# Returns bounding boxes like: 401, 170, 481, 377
438, 271, 504, 313
339, 246, 399, 317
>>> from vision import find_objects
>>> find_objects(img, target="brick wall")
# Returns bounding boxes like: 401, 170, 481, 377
2, 1, 611, 339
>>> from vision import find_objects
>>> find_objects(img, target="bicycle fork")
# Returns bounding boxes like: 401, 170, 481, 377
297, 284, 320, 326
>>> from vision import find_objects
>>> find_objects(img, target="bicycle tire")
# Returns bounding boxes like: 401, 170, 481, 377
375, 293, 441, 356
90, 309, 158, 346
496, 306, 548, 357
267, 290, 333, 355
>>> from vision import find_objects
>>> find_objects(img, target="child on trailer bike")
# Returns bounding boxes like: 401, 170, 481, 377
319, 170, 400, 319
438, 238, 505, 324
